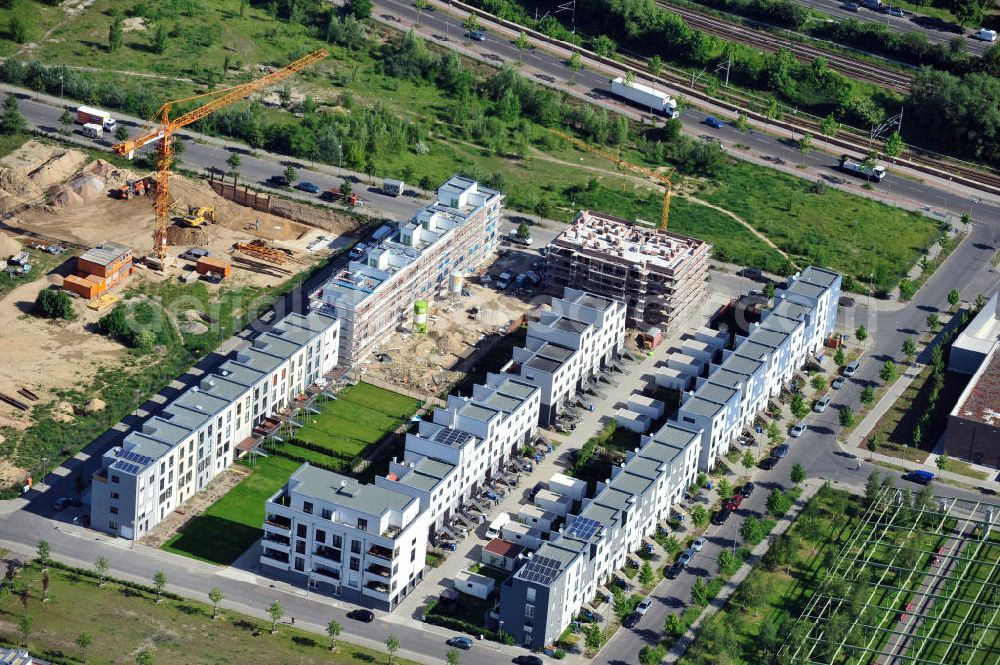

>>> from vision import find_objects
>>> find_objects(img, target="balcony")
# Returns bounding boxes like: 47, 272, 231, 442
260, 548, 290, 566
263, 533, 291, 549
364, 580, 390, 596
366, 563, 391, 579
311, 566, 340, 582
270, 491, 291, 508
264, 514, 291, 531
367, 544, 394, 561
313, 546, 341, 565
382, 524, 402, 539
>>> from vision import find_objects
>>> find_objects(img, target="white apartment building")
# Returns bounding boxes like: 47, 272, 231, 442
512, 288, 626, 424
261, 465, 429, 611
498, 421, 701, 650
676, 266, 841, 470
319, 176, 504, 366
90, 311, 340, 540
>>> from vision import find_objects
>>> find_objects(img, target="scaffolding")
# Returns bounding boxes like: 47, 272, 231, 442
780, 485, 1000, 665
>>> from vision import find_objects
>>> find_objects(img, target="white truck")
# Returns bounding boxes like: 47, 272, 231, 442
81, 123, 103, 139
76, 105, 117, 133
610, 77, 679, 119
382, 179, 404, 197
486, 512, 511, 539
839, 155, 886, 182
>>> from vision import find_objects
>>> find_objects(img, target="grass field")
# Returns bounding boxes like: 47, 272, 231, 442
0, 562, 419, 665
161, 456, 301, 565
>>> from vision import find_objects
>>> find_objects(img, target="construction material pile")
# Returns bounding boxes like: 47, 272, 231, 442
0, 231, 21, 259
0, 141, 90, 212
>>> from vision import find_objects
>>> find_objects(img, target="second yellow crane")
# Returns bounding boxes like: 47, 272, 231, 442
547, 128, 673, 230
113, 48, 329, 266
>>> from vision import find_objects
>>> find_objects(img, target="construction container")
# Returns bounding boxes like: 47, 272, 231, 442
413, 299, 428, 333
195, 256, 232, 278
449, 270, 464, 294
63, 274, 102, 299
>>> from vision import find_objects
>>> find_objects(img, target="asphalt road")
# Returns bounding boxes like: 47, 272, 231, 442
793, 0, 990, 55
373, 0, 1000, 225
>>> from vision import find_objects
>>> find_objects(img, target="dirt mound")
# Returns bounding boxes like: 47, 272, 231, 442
83, 159, 133, 186
479, 304, 510, 327
0, 231, 21, 258
165, 224, 207, 246
122, 16, 147, 31
47, 184, 84, 209
84, 398, 106, 413
0, 168, 40, 199
70, 174, 107, 201
181, 321, 209, 334
28, 150, 89, 190
434, 331, 466, 355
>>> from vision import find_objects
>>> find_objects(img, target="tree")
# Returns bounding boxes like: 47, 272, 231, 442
10, 13, 27, 44
115, 124, 129, 141
108, 10, 124, 53
884, 131, 904, 160
568, 51, 583, 82
94, 557, 109, 587
283, 166, 297, 185
936, 452, 949, 470
691, 577, 708, 606
899, 279, 917, 301
951, 0, 985, 26
767, 421, 782, 445
59, 109, 74, 130
913, 423, 923, 446
2, 95, 25, 135
741, 449, 755, 474
326, 618, 342, 651
767, 489, 792, 517
834, 346, 846, 366
762, 533, 796, 572
227, 152, 241, 174
34, 290, 75, 320
462, 15, 480, 34
386, 633, 400, 664
820, 112, 840, 147
413, 0, 429, 15
639, 645, 667, 665
791, 393, 807, 419
348, 0, 372, 19
151, 23, 168, 54
839, 406, 856, 428
17, 615, 31, 648
735, 113, 750, 133
593, 34, 616, 58
418, 174, 434, 194
664, 613, 685, 637
798, 133, 813, 154
867, 432, 883, 454
855, 326, 868, 344
516, 221, 531, 240
926, 312, 941, 330
611, 586, 632, 619
763, 281, 776, 300
690, 504, 708, 527
208, 587, 224, 620
880, 361, 899, 384
583, 622, 603, 648
735, 569, 768, 609
791, 463, 806, 485
36, 540, 50, 568
948, 289, 961, 307
135, 651, 152, 665
514, 31, 530, 61
267, 600, 284, 633
75, 633, 93, 663
639, 560, 654, 586
716, 549, 738, 577
153, 569, 167, 603
865, 471, 882, 505
860, 386, 876, 407
902, 338, 917, 362
716, 478, 733, 500
741, 516, 765, 545
810, 375, 826, 392
446, 649, 460, 665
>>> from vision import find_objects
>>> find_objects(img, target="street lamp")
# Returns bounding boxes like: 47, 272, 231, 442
498, 619, 504, 650
969, 197, 981, 223
59, 74, 64, 105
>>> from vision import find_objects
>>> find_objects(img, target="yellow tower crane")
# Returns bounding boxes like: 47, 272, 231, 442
547, 128, 673, 230
113, 48, 328, 265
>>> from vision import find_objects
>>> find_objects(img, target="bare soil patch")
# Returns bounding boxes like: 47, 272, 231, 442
140, 465, 251, 548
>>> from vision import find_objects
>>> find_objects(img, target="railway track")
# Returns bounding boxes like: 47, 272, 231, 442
656, 1, 914, 94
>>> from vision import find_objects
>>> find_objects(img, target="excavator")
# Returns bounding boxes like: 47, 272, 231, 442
182, 206, 216, 227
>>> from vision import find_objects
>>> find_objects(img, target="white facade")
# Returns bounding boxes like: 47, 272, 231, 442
91, 311, 340, 540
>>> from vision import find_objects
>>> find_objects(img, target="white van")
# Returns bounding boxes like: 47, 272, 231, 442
82, 123, 103, 139
973, 28, 997, 42
486, 512, 510, 539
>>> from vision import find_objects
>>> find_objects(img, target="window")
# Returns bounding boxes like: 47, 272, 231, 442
351, 540, 361, 555
111, 474, 120, 484
332, 534, 342, 548
110, 507, 119, 515
349, 557, 360, 571
357, 518, 367, 531
294, 557, 305, 572
525, 604, 534, 619
109, 520, 119, 530
297, 524, 307, 538
316, 529, 326, 544
303, 501, 314, 515
110, 491, 120, 500
322, 508, 332, 520
295, 541, 306, 554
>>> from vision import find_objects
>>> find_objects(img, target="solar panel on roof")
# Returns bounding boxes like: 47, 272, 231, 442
112, 460, 142, 475
565, 516, 601, 541
522, 555, 561, 585
119, 449, 154, 466
433, 427, 469, 447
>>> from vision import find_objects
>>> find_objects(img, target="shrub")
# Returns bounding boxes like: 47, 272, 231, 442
767, 489, 793, 517
34, 289, 76, 320
638, 645, 667, 665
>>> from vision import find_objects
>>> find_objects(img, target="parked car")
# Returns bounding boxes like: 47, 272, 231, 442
712, 508, 732, 525
740, 482, 755, 498
636, 598, 653, 615
295, 181, 321, 193
726, 494, 744, 510
842, 2, 860, 10
347, 609, 375, 623
904, 470, 935, 485
623, 612, 641, 628
447, 636, 474, 650
349, 243, 367, 260
513, 656, 544, 665
666, 561, 684, 579
814, 395, 832, 413
789, 423, 807, 438
267, 174, 289, 187
897, 602, 914, 622
760, 456, 779, 470
690, 538, 706, 553
774, 444, 791, 458
843, 360, 860, 377
831, 377, 846, 390
678, 549, 694, 566
469, 30, 487, 41
51, 496, 74, 511
704, 116, 725, 129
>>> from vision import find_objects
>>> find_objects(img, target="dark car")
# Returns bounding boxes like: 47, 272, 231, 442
623, 612, 641, 628
712, 508, 732, 525
740, 482, 755, 498
666, 561, 684, 579
513, 656, 544, 665
760, 456, 779, 470
267, 175, 290, 187
447, 636, 474, 650
904, 470, 935, 485
51, 497, 74, 511
704, 116, 725, 129
842, 2, 860, 10
774, 444, 790, 458
295, 181, 321, 194
469, 30, 487, 41
347, 609, 375, 623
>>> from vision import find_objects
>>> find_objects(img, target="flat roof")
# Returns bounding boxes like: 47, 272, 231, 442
735, 341, 774, 362
704, 369, 744, 390
484, 538, 524, 559
953, 346, 1000, 427
538, 343, 574, 363
798, 265, 840, 288
552, 317, 589, 334
747, 327, 789, 349
482, 393, 522, 413
721, 353, 764, 376
624, 456, 661, 480
526, 355, 563, 374
458, 402, 499, 423
578, 501, 619, 528
786, 279, 826, 300
80, 241, 130, 266
771, 299, 811, 320
398, 471, 439, 492
681, 396, 724, 418
697, 381, 738, 405
594, 487, 633, 512
290, 464, 415, 515
496, 378, 537, 400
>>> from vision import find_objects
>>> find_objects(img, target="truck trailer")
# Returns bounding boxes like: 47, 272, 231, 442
839, 155, 886, 182
610, 77, 679, 119
76, 106, 117, 132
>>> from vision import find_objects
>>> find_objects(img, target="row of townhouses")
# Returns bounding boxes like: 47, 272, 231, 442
90, 311, 340, 540
319, 176, 504, 366
259, 288, 627, 610
497, 265, 841, 649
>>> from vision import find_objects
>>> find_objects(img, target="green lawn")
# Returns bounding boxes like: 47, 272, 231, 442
696, 161, 943, 291
161, 456, 301, 565
0, 1, 67, 58
0, 562, 420, 665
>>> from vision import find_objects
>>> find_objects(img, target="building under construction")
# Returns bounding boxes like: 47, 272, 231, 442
317, 176, 504, 366
63, 241, 134, 300
544, 211, 710, 330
